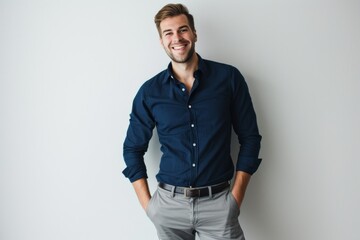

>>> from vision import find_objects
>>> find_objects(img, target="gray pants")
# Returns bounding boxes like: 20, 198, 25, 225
146, 185, 245, 240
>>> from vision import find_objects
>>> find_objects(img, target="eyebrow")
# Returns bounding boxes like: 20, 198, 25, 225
162, 25, 189, 34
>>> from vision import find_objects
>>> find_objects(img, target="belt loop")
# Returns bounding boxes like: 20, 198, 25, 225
208, 186, 213, 199
170, 186, 175, 198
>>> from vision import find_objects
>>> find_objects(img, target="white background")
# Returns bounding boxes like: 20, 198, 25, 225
1, 0, 359, 239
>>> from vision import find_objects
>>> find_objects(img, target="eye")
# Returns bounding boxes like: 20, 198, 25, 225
180, 28, 188, 33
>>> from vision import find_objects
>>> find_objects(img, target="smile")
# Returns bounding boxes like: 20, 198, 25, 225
172, 44, 187, 50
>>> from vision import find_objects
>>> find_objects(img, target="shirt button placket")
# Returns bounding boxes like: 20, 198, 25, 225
188, 102, 197, 183
192, 142, 196, 168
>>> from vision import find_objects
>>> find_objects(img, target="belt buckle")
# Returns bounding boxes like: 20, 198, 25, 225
184, 188, 200, 198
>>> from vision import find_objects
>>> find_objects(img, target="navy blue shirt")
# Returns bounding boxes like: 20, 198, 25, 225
123, 55, 261, 187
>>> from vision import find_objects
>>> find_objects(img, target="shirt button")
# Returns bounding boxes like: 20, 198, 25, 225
192, 163, 196, 167
191, 124, 195, 128
182, 88, 186, 92
193, 143, 196, 147
188, 105, 192, 109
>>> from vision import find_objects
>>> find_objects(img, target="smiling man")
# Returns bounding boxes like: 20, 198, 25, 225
123, 3, 262, 240
160, 14, 196, 64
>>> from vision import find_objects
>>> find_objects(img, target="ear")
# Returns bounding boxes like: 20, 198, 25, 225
194, 31, 198, 42
160, 37, 164, 47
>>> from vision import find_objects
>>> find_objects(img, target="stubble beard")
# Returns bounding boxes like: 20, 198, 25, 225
166, 43, 196, 64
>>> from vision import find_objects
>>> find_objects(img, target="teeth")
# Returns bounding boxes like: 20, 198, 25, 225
173, 45, 185, 50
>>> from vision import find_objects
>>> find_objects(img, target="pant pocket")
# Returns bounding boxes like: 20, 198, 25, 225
145, 189, 158, 219
227, 191, 241, 218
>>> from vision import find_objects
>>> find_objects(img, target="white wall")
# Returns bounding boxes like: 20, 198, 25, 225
1, 0, 359, 239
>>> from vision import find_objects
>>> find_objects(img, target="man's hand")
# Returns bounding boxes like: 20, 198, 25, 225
231, 171, 251, 208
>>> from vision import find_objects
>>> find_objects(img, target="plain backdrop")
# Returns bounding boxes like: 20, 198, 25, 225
1, 0, 359, 239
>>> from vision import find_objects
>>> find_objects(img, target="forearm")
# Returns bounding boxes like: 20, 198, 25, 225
132, 178, 151, 210
231, 171, 251, 208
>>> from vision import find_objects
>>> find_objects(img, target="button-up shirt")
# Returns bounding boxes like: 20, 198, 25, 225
123, 55, 262, 187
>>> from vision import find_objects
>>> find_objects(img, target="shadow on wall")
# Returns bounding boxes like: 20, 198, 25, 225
229, 74, 279, 239
144, 130, 162, 191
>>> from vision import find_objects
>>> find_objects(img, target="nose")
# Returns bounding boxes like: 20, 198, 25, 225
173, 32, 183, 42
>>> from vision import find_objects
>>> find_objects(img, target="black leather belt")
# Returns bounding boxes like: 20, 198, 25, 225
158, 181, 230, 198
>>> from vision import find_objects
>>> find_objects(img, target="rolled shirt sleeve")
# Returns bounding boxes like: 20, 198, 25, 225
123, 83, 155, 182
230, 68, 262, 175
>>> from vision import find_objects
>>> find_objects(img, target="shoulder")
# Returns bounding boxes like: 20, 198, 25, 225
204, 58, 234, 69
201, 58, 247, 96
138, 69, 169, 94
202, 58, 243, 77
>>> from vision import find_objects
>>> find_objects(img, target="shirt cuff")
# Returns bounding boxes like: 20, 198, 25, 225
236, 156, 262, 175
122, 164, 148, 182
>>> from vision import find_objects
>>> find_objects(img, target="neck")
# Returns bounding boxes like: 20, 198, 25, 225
171, 53, 199, 83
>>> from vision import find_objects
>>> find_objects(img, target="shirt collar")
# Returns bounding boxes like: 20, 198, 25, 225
165, 53, 208, 81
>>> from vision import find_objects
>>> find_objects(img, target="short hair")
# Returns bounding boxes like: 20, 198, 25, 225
154, 3, 196, 37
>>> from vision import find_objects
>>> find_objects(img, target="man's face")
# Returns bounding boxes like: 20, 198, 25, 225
159, 14, 197, 63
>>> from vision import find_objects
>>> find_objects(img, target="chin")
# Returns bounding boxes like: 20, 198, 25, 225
173, 52, 195, 63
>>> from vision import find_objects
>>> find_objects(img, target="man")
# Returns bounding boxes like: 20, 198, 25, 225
123, 3, 261, 240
